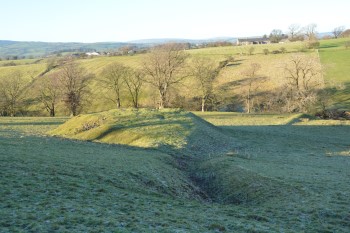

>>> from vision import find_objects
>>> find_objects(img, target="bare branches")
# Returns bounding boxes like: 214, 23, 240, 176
0, 71, 26, 116
124, 69, 144, 108
281, 54, 324, 112
143, 43, 189, 108
303, 24, 318, 40
288, 24, 302, 41
239, 63, 267, 113
332, 26, 345, 39
190, 57, 219, 112
100, 63, 131, 108
58, 61, 93, 116
38, 73, 61, 117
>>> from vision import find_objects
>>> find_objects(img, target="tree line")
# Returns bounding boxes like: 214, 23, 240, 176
0, 43, 329, 117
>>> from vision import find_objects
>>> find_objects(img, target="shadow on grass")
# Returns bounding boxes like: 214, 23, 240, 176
93, 119, 193, 141
320, 44, 339, 49
0, 121, 64, 126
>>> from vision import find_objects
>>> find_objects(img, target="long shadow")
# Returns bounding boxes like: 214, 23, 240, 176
323, 81, 350, 110
320, 45, 339, 49
0, 122, 64, 126
93, 119, 193, 141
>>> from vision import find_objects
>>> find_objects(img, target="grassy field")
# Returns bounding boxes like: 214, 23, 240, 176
1, 110, 350, 232
319, 38, 350, 110
0, 40, 321, 115
0, 38, 349, 113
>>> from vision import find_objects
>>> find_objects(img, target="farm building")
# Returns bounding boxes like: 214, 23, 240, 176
86, 52, 100, 56
236, 37, 269, 45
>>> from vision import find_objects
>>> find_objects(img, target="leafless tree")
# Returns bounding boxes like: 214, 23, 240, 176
269, 29, 283, 43
240, 63, 266, 113
101, 62, 130, 108
282, 54, 324, 112
0, 71, 26, 116
332, 26, 345, 39
303, 24, 318, 40
58, 61, 93, 116
38, 73, 60, 117
124, 69, 144, 108
288, 24, 302, 41
191, 58, 217, 112
143, 43, 189, 109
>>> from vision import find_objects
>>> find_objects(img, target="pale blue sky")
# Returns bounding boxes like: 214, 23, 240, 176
0, 0, 349, 42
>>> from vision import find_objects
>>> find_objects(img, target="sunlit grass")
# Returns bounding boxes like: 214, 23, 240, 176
1, 111, 350, 232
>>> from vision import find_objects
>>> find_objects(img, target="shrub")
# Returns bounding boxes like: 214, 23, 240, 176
2, 62, 17, 67
248, 46, 255, 55
280, 47, 287, 53
345, 41, 350, 49
308, 40, 320, 49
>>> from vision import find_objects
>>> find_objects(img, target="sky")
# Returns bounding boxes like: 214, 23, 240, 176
0, 0, 349, 43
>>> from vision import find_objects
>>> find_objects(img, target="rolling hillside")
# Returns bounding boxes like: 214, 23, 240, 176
318, 38, 350, 110
0, 40, 136, 58
0, 38, 349, 116
1, 110, 350, 232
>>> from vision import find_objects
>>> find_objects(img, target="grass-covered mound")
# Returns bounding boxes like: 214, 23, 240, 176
49, 108, 237, 157
2, 114, 350, 232
49, 109, 304, 206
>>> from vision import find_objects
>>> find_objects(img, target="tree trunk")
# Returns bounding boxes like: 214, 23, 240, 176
247, 91, 251, 114
71, 103, 77, 116
134, 93, 139, 108
50, 104, 55, 117
116, 98, 121, 108
201, 97, 206, 112
158, 89, 167, 109
247, 98, 251, 114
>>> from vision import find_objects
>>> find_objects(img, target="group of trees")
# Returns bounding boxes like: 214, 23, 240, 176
0, 42, 327, 116
269, 24, 346, 43
101, 63, 144, 109
0, 60, 94, 117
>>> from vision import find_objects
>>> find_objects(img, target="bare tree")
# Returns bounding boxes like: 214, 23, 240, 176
191, 58, 216, 112
101, 62, 130, 108
288, 24, 302, 41
240, 63, 265, 113
332, 26, 345, 39
0, 71, 26, 116
269, 29, 283, 43
124, 69, 144, 108
58, 61, 93, 116
282, 54, 324, 112
303, 24, 318, 40
191, 57, 228, 112
38, 73, 60, 117
143, 43, 189, 109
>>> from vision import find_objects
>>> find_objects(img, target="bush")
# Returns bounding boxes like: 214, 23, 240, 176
248, 46, 255, 55
345, 41, 350, 49
308, 40, 320, 49
280, 47, 287, 53
263, 48, 269, 55
2, 62, 16, 67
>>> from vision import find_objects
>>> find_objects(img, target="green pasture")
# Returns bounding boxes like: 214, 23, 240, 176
1, 110, 350, 232
0, 38, 349, 116
319, 38, 350, 110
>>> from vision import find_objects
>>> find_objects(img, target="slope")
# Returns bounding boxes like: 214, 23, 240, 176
319, 38, 350, 110
49, 108, 304, 206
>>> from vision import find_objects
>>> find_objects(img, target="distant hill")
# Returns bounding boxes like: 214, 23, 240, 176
0, 40, 138, 58
128, 37, 237, 45
0, 37, 238, 58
